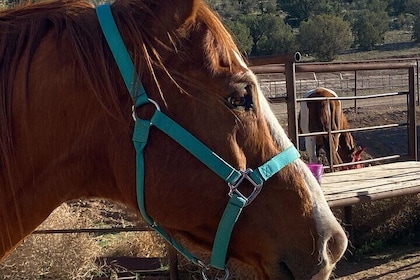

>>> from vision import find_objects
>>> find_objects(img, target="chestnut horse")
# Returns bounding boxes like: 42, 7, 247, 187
300, 87, 363, 169
0, 1, 347, 278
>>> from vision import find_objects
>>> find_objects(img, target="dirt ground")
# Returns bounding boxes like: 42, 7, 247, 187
281, 101, 420, 280
334, 245, 420, 280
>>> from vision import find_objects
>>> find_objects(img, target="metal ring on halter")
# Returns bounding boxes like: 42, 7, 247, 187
201, 267, 230, 280
131, 98, 161, 121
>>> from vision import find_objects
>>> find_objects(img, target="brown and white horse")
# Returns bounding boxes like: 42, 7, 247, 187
300, 87, 364, 170
0, 1, 347, 278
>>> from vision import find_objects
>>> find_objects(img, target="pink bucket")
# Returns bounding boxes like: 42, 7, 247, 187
307, 163, 324, 184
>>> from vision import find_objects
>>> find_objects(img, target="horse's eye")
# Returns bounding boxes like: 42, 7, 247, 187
226, 85, 254, 111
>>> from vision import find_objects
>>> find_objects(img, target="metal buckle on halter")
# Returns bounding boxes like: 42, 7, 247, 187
131, 98, 161, 121
228, 168, 263, 206
201, 266, 230, 280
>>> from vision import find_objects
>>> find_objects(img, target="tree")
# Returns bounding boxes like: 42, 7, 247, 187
241, 14, 296, 55
207, 0, 241, 20
387, 0, 408, 16
351, 0, 389, 50
297, 14, 353, 61
413, 16, 420, 42
258, 0, 277, 14
224, 20, 254, 55
406, 0, 420, 16
278, 0, 344, 27
207, 0, 277, 18
407, 0, 420, 42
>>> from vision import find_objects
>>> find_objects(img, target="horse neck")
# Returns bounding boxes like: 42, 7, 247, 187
0, 116, 138, 261
0, 49, 137, 263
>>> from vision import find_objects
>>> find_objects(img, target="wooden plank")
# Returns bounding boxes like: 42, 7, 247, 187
321, 161, 420, 207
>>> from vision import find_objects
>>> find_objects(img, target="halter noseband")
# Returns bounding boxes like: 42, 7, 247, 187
96, 4, 300, 277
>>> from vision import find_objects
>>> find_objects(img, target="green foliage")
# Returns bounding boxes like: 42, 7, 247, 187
278, 0, 344, 26
413, 16, 420, 42
207, 0, 241, 19
207, 0, 276, 19
259, 0, 277, 14
387, 0, 408, 16
351, 0, 389, 50
207, 0, 418, 57
297, 14, 353, 61
406, 0, 420, 16
224, 20, 253, 55
390, 13, 415, 30
241, 14, 296, 55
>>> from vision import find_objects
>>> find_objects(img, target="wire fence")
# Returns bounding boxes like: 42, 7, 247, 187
256, 58, 420, 106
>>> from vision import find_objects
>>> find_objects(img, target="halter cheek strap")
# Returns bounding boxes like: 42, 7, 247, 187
96, 3, 300, 274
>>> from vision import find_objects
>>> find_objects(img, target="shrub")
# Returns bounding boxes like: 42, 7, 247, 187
240, 14, 296, 56
351, 0, 389, 50
413, 16, 420, 42
297, 14, 353, 61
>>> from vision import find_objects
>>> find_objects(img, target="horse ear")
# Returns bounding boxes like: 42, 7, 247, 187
154, 0, 200, 30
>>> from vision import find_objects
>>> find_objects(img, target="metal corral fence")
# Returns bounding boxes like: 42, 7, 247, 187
257, 68, 411, 100
249, 54, 418, 169
251, 54, 420, 104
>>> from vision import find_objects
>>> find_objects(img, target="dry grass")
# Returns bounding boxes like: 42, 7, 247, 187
0, 202, 168, 280
350, 195, 420, 254
0, 204, 101, 280
1, 196, 418, 279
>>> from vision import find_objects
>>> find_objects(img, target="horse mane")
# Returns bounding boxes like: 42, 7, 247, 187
0, 0, 105, 185
0, 0, 242, 184
339, 115, 355, 151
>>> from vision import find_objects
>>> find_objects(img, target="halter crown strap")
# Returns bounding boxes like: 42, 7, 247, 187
96, 4, 148, 108
97, 3, 203, 265
96, 3, 300, 273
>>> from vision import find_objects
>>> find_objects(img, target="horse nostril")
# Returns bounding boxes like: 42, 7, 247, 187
326, 228, 348, 264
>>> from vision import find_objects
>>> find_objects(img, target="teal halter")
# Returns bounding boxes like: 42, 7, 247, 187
96, 4, 300, 277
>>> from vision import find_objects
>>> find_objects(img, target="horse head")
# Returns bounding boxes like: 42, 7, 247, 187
350, 146, 367, 169
125, 2, 348, 277
0, 0, 347, 278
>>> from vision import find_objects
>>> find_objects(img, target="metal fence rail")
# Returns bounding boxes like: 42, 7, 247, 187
33, 226, 151, 234
250, 56, 418, 168
252, 57, 419, 105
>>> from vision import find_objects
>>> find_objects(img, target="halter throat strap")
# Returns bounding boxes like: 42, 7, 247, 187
96, 3, 300, 273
